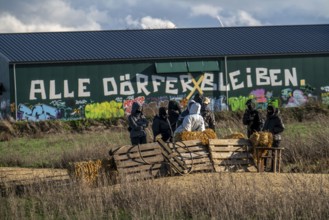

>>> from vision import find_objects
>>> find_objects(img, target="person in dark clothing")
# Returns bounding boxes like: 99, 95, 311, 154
262, 105, 285, 148
193, 93, 204, 105
176, 100, 196, 128
201, 97, 216, 131
152, 107, 172, 142
128, 102, 149, 145
262, 105, 285, 172
168, 100, 181, 133
243, 99, 263, 138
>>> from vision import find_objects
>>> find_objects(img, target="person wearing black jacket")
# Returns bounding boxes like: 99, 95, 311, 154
262, 105, 285, 172
152, 107, 172, 142
168, 100, 181, 133
193, 92, 203, 105
128, 102, 149, 145
242, 99, 263, 138
262, 105, 285, 148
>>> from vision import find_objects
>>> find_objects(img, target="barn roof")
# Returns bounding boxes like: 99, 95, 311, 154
0, 24, 329, 64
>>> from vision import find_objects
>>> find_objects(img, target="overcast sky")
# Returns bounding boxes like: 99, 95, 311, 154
1, 0, 329, 33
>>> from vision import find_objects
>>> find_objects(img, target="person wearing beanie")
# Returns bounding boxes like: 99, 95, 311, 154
193, 92, 204, 105
168, 100, 181, 132
262, 105, 285, 172
128, 102, 149, 145
262, 105, 285, 148
242, 99, 263, 138
152, 107, 172, 142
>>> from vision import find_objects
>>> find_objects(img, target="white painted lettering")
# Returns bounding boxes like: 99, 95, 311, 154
64, 80, 74, 98
247, 75, 253, 87
30, 80, 46, 100
166, 77, 178, 94
229, 70, 244, 90
201, 72, 217, 91
49, 80, 62, 99
256, 68, 270, 85
103, 77, 118, 96
246, 67, 253, 87
270, 69, 282, 86
285, 67, 298, 86
219, 72, 230, 91
78, 78, 90, 97
26, 66, 300, 100
180, 75, 193, 92
120, 74, 134, 95
152, 75, 165, 92
136, 74, 150, 95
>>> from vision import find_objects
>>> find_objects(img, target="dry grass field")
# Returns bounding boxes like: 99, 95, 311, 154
1, 103, 329, 219
1, 169, 329, 219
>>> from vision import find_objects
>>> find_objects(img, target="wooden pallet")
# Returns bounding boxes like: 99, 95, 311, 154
158, 139, 213, 174
208, 139, 257, 172
109, 142, 167, 180
0, 167, 70, 195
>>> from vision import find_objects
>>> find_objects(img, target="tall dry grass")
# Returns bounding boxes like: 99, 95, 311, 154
1, 173, 329, 219
281, 117, 329, 173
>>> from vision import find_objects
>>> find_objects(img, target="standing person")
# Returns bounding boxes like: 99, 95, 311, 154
243, 99, 263, 138
152, 107, 172, 142
168, 100, 181, 133
174, 102, 205, 135
262, 105, 285, 148
176, 99, 196, 128
193, 92, 204, 105
262, 105, 285, 172
201, 97, 216, 131
128, 102, 149, 145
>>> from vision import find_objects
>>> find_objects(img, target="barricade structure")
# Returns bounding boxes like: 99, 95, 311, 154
109, 138, 262, 180
1, 139, 284, 193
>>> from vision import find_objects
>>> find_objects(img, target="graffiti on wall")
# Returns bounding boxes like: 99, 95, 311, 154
14, 83, 318, 121
0, 99, 10, 119
15, 81, 320, 121
14, 63, 327, 121
321, 85, 329, 105
17, 104, 60, 121
85, 101, 124, 119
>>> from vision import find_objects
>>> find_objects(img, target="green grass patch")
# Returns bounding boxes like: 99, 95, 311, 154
0, 130, 130, 168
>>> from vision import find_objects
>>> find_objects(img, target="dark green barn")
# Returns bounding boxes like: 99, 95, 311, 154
0, 24, 328, 121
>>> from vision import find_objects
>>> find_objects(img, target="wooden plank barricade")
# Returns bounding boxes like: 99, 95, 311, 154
157, 139, 214, 174
109, 138, 258, 181
109, 142, 168, 181
208, 139, 257, 172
